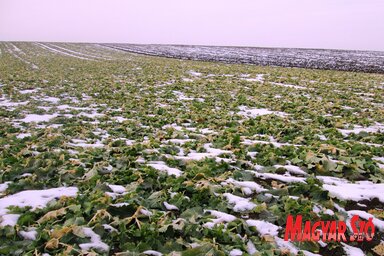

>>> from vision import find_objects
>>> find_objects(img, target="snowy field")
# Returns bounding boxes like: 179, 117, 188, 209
104, 44, 384, 74
0, 42, 383, 255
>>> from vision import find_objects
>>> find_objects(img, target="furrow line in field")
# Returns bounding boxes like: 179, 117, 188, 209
4, 43, 39, 69
49, 43, 112, 60
34, 42, 94, 60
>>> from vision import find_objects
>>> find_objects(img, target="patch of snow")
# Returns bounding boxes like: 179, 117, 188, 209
42, 96, 60, 103
0, 214, 20, 227
143, 250, 163, 256
188, 70, 202, 76
229, 249, 243, 256
203, 210, 237, 228
199, 128, 217, 134
147, 161, 182, 177
38, 106, 52, 111
0, 100, 29, 107
222, 178, 266, 195
0, 187, 78, 226
317, 176, 349, 185
204, 143, 232, 155
68, 139, 104, 148
338, 122, 384, 136
249, 170, 306, 183
342, 243, 365, 256
313, 205, 321, 214
274, 164, 307, 176
373, 157, 384, 162
67, 149, 79, 155
108, 185, 126, 194
105, 184, 127, 199
247, 151, 258, 158
16, 133, 31, 139
163, 202, 179, 211
173, 90, 194, 101
79, 227, 109, 252
373, 157, 384, 169
246, 220, 280, 236
175, 143, 232, 161
0, 182, 11, 193
242, 138, 300, 148
238, 106, 287, 118
140, 208, 153, 216
111, 203, 129, 207
271, 82, 307, 90
247, 240, 258, 254
56, 104, 92, 111
246, 74, 264, 82
223, 193, 257, 212
78, 111, 104, 119
317, 135, 327, 141
274, 237, 298, 254
313, 205, 334, 216
19, 113, 58, 123
112, 116, 127, 122
162, 123, 184, 131
19, 228, 37, 240
320, 176, 384, 203
19, 89, 39, 94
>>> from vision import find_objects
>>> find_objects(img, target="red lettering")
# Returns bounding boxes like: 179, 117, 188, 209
337, 221, 347, 242
284, 215, 372, 243
327, 221, 337, 241
358, 220, 366, 242
311, 221, 321, 241
350, 215, 360, 242
302, 221, 311, 241
365, 218, 375, 242
321, 221, 330, 241
284, 215, 303, 241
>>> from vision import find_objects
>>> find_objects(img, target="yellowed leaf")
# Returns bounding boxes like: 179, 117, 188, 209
72, 226, 86, 238
368, 209, 384, 219
51, 226, 72, 239
37, 207, 67, 224
262, 235, 275, 242
373, 242, 384, 256
45, 238, 59, 250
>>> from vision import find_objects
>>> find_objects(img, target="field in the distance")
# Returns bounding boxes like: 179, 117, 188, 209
0, 42, 383, 256
104, 43, 384, 74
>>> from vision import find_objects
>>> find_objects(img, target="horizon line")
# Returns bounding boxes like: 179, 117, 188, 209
1, 40, 383, 53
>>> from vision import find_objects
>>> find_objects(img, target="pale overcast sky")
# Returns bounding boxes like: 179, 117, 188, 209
0, 0, 383, 51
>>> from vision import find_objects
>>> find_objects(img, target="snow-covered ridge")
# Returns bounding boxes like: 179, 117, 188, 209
238, 106, 288, 118
319, 176, 384, 203
0, 187, 78, 226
